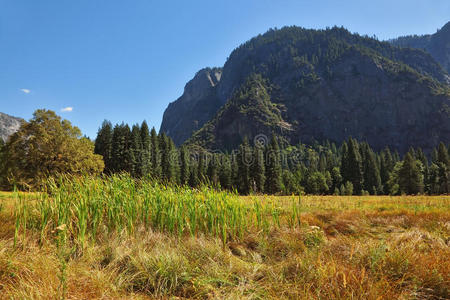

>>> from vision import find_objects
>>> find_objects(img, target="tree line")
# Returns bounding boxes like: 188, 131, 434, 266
94, 120, 450, 195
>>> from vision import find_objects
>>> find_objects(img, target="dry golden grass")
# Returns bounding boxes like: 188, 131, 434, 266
0, 189, 449, 299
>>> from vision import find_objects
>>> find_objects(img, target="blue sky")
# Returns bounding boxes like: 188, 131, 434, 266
1, 0, 449, 138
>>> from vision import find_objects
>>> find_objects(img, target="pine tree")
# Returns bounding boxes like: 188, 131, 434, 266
219, 155, 232, 190
319, 154, 327, 172
197, 152, 205, 184
341, 138, 363, 194
415, 148, 429, 194
179, 146, 190, 185
129, 124, 142, 177
428, 163, 440, 194
251, 145, 265, 193
159, 134, 177, 182
140, 121, 151, 177
436, 143, 450, 194
111, 123, 131, 173
237, 138, 252, 194
94, 120, 113, 173
399, 152, 424, 195
379, 147, 394, 194
265, 134, 282, 194
168, 138, 179, 183
189, 164, 199, 187
361, 144, 381, 195
150, 128, 160, 177
207, 154, 220, 186
231, 152, 239, 189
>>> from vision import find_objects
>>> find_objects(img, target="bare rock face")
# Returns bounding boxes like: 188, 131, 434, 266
0, 112, 22, 142
182, 68, 221, 104
159, 67, 222, 145
161, 25, 450, 152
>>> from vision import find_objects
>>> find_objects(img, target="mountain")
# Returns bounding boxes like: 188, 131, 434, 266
160, 67, 222, 145
390, 21, 450, 73
161, 26, 450, 153
0, 112, 22, 142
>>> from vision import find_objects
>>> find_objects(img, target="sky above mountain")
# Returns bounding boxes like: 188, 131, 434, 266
0, 0, 449, 138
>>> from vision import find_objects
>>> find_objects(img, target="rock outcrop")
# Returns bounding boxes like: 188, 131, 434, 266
159, 67, 222, 145
0, 112, 22, 142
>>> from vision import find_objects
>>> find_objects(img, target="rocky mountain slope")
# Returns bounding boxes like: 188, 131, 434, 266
161, 26, 450, 152
390, 21, 450, 73
160, 68, 222, 145
0, 112, 22, 142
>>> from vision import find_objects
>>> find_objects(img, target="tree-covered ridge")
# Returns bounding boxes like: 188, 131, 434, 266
94, 118, 450, 196
187, 74, 288, 150
222, 25, 449, 91
390, 21, 450, 73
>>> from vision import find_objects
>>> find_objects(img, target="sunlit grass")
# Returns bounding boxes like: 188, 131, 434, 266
0, 176, 449, 299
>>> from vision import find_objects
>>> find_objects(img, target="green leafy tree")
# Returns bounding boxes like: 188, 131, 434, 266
306, 171, 328, 194
1, 109, 104, 189
330, 166, 342, 192
282, 170, 303, 195
344, 181, 354, 196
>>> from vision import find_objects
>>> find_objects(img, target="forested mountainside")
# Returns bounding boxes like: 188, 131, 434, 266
390, 21, 450, 73
161, 26, 450, 153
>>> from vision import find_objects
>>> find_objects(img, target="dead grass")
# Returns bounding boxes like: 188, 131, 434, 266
0, 192, 449, 299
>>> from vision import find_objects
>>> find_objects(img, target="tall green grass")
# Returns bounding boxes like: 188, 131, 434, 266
15, 174, 288, 247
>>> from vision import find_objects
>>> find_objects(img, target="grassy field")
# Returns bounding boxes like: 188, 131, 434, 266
0, 176, 449, 299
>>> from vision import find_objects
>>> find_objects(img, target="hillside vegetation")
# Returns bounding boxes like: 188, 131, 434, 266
391, 21, 450, 73
161, 25, 450, 152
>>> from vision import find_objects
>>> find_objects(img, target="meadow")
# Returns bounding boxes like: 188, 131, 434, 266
0, 175, 449, 299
